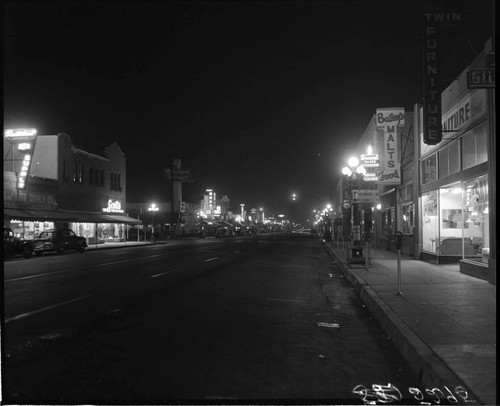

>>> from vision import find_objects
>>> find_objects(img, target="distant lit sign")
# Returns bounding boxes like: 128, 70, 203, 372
467, 69, 495, 88
356, 189, 380, 203
102, 199, 124, 213
360, 154, 379, 167
363, 173, 378, 182
4, 128, 37, 138
17, 143, 32, 151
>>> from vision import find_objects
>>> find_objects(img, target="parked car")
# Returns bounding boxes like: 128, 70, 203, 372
32, 229, 87, 256
4, 227, 33, 259
215, 228, 232, 238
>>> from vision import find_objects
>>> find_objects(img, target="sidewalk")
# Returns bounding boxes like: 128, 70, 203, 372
323, 242, 496, 405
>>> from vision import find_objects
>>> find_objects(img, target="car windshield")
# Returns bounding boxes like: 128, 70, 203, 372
38, 231, 55, 238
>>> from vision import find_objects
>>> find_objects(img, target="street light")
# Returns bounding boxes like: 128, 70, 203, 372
148, 203, 159, 242
342, 157, 367, 264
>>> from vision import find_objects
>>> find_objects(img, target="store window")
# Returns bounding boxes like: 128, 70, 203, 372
421, 176, 489, 261
421, 153, 437, 184
89, 167, 94, 185
438, 140, 460, 178
438, 183, 464, 256
463, 175, 489, 264
402, 204, 414, 235
422, 190, 439, 253
462, 122, 487, 169
9, 221, 54, 239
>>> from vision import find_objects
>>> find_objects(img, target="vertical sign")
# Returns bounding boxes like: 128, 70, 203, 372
376, 108, 404, 185
422, 7, 463, 145
422, 8, 442, 145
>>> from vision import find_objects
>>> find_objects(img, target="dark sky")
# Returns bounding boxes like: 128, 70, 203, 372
3, 1, 493, 222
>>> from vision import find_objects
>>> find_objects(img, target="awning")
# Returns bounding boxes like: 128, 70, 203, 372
4, 209, 79, 222
96, 213, 141, 225
4, 209, 141, 224
4, 208, 36, 221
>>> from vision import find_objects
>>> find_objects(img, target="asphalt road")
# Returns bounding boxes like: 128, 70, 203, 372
3, 233, 425, 403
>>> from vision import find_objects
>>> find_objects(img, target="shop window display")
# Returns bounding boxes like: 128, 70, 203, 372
422, 190, 439, 253
438, 184, 465, 256
97, 223, 125, 241
9, 221, 54, 239
421, 175, 489, 261
70, 222, 97, 244
463, 175, 489, 264
402, 204, 414, 235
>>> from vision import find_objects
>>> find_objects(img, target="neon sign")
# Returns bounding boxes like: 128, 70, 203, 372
4, 128, 37, 138
102, 199, 124, 213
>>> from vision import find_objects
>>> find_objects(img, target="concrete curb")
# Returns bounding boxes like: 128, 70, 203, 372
323, 244, 485, 404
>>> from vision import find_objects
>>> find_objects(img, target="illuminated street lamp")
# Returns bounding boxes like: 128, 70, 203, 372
148, 203, 159, 242
342, 157, 366, 263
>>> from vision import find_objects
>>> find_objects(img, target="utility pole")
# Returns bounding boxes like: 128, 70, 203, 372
172, 158, 182, 239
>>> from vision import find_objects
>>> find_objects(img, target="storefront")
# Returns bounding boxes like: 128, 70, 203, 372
417, 43, 492, 281
421, 175, 489, 263
4, 208, 141, 245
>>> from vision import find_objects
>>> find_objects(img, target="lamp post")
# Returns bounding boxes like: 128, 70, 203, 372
148, 203, 159, 243
342, 157, 366, 264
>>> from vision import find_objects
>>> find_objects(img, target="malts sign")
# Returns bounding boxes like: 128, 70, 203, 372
375, 108, 404, 185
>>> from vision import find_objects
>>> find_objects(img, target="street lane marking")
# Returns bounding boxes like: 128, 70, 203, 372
6, 269, 69, 282
232, 250, 240, 253
96, 254, 161, 267
5, 255, 163, 282
318, 322, 340, 328
266, 298, 305, 303
5, 294, 94, 323
151, 268, 180, 278
204, 257, 219, 262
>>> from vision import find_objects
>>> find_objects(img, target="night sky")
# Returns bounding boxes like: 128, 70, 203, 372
3, 1, 493, 222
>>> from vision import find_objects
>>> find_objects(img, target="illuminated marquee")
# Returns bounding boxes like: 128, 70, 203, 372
4, 128, 38, 190
4, 128, 37, 138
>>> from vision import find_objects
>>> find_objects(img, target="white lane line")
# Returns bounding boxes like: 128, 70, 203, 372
232, 250, 240, 254
6, 255, 163, 282
266, 298, 306, 303
95, 254, 161, 267
5, 294, 94, 323
6, 269, 69, 282
150, 268, 180, 278
204, 257, 219, 262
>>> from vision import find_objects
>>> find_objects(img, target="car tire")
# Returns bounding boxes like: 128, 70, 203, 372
35, 251, 42, 257
80, 245, 85, 253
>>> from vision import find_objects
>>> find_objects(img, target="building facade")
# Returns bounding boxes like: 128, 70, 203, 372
4, 132, 140, 244
415, 38, 494, 283
330, 38, 495, 284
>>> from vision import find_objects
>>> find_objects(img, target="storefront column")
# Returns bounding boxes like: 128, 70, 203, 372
487, 84, 496, 284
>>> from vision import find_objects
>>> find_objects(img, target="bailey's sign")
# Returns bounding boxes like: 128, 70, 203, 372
376, 108, 404, 186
